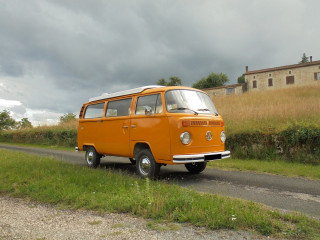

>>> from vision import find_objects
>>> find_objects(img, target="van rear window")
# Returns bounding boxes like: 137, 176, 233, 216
83, 103, 105, 119
106, 98, 132, 117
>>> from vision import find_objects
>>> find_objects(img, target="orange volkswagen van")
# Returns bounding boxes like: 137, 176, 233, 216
76, 85, 230, 178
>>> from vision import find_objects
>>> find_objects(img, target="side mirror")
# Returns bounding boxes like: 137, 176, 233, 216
145, 106, 153, 116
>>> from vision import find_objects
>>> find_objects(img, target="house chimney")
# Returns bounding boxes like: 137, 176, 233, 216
246, 66, 248, 73
310, 56, 313, 62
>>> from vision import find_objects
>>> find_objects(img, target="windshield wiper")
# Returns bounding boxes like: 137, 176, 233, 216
197, 108, 219, 116
171, 107, 198, 115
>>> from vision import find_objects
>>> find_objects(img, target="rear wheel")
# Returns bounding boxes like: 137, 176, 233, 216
85, 146, 101, 168
185, 162, 207, 174
136, 149, 160, 178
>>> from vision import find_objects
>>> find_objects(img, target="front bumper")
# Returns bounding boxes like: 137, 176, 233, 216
173, 150, 231, 164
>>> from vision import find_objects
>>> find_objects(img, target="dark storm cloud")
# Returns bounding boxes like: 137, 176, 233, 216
0, 0, 319, 123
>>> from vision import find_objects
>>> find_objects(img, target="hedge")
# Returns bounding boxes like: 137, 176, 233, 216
226, 125, 320, 165
0, 128, 77, 147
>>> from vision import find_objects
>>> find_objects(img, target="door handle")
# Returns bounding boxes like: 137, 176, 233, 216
131, 125, 136, 128
122, 126, 129, 128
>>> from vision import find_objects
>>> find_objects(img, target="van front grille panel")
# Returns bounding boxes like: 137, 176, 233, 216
190, 121, 208, 126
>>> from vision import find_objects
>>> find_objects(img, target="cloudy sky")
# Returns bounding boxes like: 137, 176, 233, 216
0, 0, 319, 125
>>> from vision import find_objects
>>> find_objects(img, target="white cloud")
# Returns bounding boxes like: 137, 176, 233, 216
0, 99, 22, 108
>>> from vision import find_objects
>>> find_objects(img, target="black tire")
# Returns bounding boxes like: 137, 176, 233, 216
85, 146, 101, 168
136, 149, 160, 178
185, 162, 207, 174
129, 158, 136, 165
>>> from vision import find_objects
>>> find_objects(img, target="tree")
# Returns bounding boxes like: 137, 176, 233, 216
0, 110, 16, 131
299, 53, 309, 64
59, 113, 76, 124
157, 78, 167, 86
192, 72, 229, 89
17, 118, 33, 129
167, 76, 182, 86
237, 75, 245, 84
156, 76, 182, 86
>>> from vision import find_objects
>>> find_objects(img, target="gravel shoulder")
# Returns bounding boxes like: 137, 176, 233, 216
0, 195, 267, 240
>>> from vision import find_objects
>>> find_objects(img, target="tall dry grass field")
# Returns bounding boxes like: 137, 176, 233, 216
213, 84, 320, 134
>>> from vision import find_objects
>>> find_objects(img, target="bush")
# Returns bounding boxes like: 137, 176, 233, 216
226, 125, 320, 165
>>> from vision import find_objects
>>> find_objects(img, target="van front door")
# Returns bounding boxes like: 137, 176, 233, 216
102, 98, 132, 157
131, 94, 171, 162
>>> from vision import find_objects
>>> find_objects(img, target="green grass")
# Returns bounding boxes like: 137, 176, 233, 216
209, 158, 320, 180
0, 142, 74, 151
0, 149, 319, 239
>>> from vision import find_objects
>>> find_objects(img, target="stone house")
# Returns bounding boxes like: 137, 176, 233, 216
202, 58, 320, 97
202, 83, 246, 98
244, 57, 320, 92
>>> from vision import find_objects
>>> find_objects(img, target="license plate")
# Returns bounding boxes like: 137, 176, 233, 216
205, 154, 221, 161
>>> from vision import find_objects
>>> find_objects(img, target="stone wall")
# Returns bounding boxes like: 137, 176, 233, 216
203, 84, 245, 97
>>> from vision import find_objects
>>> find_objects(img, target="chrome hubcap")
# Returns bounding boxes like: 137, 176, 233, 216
139, 156, 151, 175
87, 151, 94, 164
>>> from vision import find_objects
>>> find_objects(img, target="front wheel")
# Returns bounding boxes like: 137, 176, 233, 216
129, 158, 136, 165
185, 162, 207, 174
136, 149, 160, 178
85, 146, 101, 168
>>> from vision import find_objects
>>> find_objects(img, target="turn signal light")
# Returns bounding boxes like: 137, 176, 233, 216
182, 120, 190, 127
221, 121, 225, 127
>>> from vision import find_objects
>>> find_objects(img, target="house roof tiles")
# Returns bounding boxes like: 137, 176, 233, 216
244, 60, 320, 75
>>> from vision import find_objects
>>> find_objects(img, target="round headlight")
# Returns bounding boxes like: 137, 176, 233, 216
220, 131, 226, 143
180, 132, 191, 145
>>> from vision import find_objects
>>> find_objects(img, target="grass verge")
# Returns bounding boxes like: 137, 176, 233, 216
0, 149, 319, 239
0, 142, 74, 151
209, 158, 320, 180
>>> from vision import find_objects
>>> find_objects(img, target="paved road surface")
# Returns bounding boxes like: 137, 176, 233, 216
1, 144, 319, 219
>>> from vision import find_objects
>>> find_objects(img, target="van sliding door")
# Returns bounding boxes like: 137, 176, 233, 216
101, 98, 132, 156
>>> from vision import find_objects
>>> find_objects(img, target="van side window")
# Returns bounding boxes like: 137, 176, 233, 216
135, 94, 163, 115
106, 98, 132, 117
83, 103, 105, 119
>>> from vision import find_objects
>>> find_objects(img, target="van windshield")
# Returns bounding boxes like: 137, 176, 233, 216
165, 90, 218, 115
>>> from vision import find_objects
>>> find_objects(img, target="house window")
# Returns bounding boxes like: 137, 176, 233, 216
289, 70, 292, 74
253, 75, 256, 79
253, 80, 257, 88
269, 73, 272, 77
226, 88, 235, 95
286, 76, 294, 85
268, 78, 273, 87
315, 72, 320, 80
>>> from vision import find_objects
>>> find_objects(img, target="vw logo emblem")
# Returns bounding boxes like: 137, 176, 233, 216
206, 131, 213, 141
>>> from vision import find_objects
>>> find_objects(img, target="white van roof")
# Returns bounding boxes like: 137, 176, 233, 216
89, 85, 163, 102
